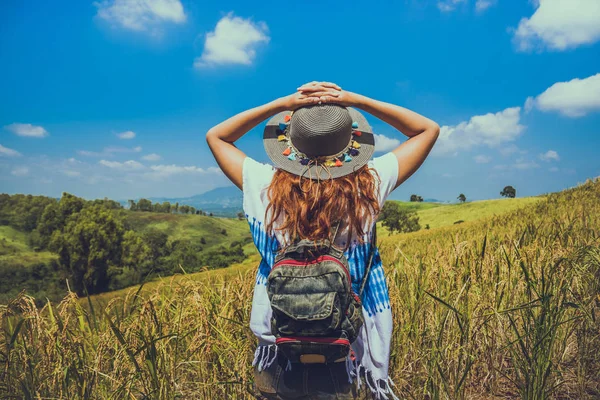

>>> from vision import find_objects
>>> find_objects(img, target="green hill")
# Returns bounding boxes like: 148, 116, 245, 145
0, 192, 253, 304
122, 211, 255, 255
0, 225, 57, 265
377, 196, 542, 236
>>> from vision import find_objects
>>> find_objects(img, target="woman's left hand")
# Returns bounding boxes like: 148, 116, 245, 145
297, 81, 358, 107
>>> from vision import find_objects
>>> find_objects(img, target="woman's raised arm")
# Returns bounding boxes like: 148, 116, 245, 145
206, 84, 338, 189
298, 83, 440, 189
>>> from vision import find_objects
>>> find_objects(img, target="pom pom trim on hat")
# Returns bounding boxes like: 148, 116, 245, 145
278, 114, 363, 169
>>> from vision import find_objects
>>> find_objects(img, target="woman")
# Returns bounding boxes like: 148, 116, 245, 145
207, 81, 439, 399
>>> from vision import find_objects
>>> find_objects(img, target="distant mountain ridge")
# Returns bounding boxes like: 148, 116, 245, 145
147, 186, 243, 217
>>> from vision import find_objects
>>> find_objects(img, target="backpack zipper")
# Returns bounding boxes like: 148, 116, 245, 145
275, 336, 351, 346
272, 255, 352, 286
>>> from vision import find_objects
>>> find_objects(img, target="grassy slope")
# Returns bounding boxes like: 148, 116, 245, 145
415, 197, 543, 228
0, 225, 56, 265
375, 196, 543, 237
90, 195, 541, 304
122, 211, 255, 255
55, 181, 599, 398
391, 200, 443, 213
0, 212, 254, 269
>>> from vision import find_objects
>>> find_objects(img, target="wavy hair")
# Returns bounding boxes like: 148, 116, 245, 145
265, 165, 380, 247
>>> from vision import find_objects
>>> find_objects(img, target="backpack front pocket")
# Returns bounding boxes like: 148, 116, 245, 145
270, 292, 341, 336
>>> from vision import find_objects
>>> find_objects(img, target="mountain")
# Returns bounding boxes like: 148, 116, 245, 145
423, 198, 445, 203
148, 186, 243, 217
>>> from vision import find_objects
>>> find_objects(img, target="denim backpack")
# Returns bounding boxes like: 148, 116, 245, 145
266, 224, 376, 364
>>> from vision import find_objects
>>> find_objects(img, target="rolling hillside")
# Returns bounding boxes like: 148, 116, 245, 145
122, 211, 254, 255
376, 196, 543, 236
23, 179, 596, 399
0, 225, 57, 266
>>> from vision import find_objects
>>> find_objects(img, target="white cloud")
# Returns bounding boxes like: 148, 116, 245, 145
147, 164, 222, 179
0, 144, 22, 157
499, 144, 527, 157
512, 0, 600, 51
437, 0, 467, 12
514, 159, 540, 170
435, 107, 525, 155
494, 157, 540, 171
474, 155, 492, 164
117, 130, 136, 139
11, 167, 29, 177
62, 170, 82, 177
194, 13, 269, 68
105, 145, 142, 153
95, 0, 186, 33
526, 73, 600, 117
78, 146, 143, 157
373, 134, 401, 153
99, 159, 145, 170
475, 0, 497, 13
5, 123, 48, 138
141, 153, 161, 161
539, 150, 560, 161
78, 150, 104, 157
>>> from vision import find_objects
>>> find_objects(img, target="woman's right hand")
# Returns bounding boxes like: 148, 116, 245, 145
296, 81, 360, 107
276, 90, 322, 111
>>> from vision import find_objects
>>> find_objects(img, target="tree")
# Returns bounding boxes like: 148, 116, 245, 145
237, 212, 245, 220
137, 198, 152, 212
49, 204, 124, 294
142, 229, 170, 260
500, 186, 516, 198
379, 202, 421, 234
457, 193, 466, 203
162, 201, 171, 214
128, 200, 137, 211
116, 230, 154, 288
410, 194, 423, 202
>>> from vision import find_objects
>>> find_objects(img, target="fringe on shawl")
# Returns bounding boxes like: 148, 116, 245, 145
253, 345, 399, 400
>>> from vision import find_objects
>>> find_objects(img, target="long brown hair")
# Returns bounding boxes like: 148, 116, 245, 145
265, 165, 380, 247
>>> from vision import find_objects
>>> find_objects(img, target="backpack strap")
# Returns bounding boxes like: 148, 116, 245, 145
358, 223, 377, 297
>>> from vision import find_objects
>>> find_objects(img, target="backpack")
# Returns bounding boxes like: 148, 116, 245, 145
266, 224, 377, 364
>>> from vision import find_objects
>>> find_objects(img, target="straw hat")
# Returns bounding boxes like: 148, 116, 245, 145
263, 104, 375, 180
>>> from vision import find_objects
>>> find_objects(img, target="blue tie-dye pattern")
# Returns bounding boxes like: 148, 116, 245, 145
248, 216, 280, 285
248, 216, 390, 316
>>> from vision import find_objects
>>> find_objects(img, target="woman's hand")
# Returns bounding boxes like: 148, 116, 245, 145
296, 81, 359, 107
276, 90, 322, 111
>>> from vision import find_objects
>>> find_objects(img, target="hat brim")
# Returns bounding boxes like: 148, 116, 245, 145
263, 107, 376, 180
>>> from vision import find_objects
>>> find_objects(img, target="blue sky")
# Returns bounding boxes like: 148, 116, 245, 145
1, 0, 599, 202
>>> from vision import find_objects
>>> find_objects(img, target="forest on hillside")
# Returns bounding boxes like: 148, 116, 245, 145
0, 193, 249, 304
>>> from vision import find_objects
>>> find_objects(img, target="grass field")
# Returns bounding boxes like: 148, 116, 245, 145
2, 179, 599, 399
122, 211, 256, 255
0, 211, 254, 270
376, 196, 542, 237
0, 225, 57, 265
414, 196, 543, 229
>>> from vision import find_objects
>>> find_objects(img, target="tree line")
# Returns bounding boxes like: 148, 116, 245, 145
128, 199, 212, 216
0, 193, 246, 303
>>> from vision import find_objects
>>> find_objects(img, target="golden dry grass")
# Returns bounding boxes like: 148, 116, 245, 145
1, 179, 599, 399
